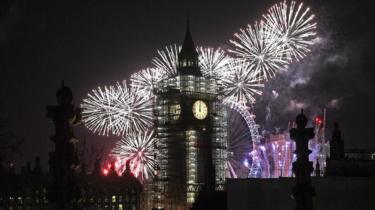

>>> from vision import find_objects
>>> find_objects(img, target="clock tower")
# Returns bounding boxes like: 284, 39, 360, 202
152, 24, 228, 210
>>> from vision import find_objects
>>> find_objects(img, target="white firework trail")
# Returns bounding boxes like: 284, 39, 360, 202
198, 47, 230, 78
81, 82, 153, 136
152, 45, 232, 80
220, 60, 264, 106
130, 68, 163, 97
111, 129, 157, 182
229, 21, 289, 81
152, 45, 180, 79
263, 0, 317, 61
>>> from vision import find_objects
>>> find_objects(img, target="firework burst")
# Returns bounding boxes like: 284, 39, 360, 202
152, 45, 232, 79
263, 0, 317, 61
130, 68, 163, 97
198, 47, 230, 78
111, 130, 157, 182
152, 45, 180, 79
81, 82, 153, 136
229, 21, 289, 81
220, 60, 264, 106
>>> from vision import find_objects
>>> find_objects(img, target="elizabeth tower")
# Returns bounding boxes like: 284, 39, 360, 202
152, 24, 228, 210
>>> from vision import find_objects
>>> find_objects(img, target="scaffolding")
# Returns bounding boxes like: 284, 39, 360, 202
151, 74, 228, 209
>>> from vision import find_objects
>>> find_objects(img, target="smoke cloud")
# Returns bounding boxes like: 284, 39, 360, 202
254, 0, 375, 149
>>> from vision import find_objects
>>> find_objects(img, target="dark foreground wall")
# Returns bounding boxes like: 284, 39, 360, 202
228, 177, 375, 210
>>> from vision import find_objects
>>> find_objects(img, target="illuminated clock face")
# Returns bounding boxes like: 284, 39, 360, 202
192, 100, 208, 120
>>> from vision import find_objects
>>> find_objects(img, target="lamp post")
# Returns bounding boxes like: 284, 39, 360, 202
290, 110, 315, 210
46, 81, 81, 210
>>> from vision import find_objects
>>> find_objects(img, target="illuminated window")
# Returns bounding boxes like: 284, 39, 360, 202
112, 196, 116, 203
169, 103, 181, 120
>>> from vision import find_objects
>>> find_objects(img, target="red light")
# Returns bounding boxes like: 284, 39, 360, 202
314, 116, 323, 126
114, 160, 120, 168
102, 168, 109, 176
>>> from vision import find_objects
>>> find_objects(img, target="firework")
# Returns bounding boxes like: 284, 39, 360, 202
229, 21, 289, 81
152, 45, 231, 79
263, 0, 317, 61
152, 45, 180, 79
111, 130, 157, 181
81, 82, 153, 136
198, 47, 230, 78
130, 68, 163, 97
220, 60, 264, 106
82, 0, 319, 183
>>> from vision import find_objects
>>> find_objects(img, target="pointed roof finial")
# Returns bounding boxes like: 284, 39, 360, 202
177, 18, 202, 76
56, 80, 73, 105
181, 18, 195, 53
186, 15, 190, 31
296, 109, 307, 129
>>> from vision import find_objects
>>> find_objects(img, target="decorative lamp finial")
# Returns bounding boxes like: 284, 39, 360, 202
56, 80, 73, 105
296, 109, 308, 129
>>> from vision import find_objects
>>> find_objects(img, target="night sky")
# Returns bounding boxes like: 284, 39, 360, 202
1, 0, 374, 170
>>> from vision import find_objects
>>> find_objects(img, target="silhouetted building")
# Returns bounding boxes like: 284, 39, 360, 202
0, 82, 143, 210
345, 148, 375, 160
0, 159, 143, 210
0, 158, 49, 210
329, 122, 344, 160
77, 161, 142, 210
326, 123, 375, 177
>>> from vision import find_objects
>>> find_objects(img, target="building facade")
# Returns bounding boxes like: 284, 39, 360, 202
0, 160, 142, 210
152, 25, 227, 210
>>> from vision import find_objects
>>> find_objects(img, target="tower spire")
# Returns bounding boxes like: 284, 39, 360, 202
177, 20, 202, 76
180, 19, 196, 56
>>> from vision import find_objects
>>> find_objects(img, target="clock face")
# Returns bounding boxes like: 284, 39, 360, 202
192, 100, 208, 120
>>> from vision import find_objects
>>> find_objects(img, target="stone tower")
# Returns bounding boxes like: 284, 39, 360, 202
330, 122, 344, 160
152, 24, 227, 210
